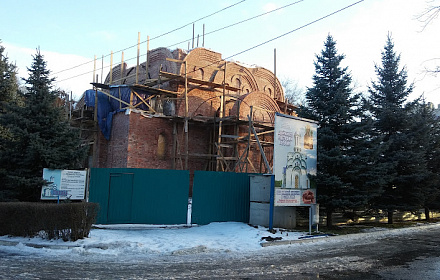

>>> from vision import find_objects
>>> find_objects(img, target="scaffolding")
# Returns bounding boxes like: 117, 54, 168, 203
73, 41, 297, 174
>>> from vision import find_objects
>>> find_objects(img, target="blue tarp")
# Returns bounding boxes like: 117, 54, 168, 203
84, 86, 131, 140
84, 85, 153, 140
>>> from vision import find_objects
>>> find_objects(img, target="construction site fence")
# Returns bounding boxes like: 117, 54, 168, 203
88, 168, 254, 225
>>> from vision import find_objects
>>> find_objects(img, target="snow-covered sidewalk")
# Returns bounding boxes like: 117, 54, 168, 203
0, 222, 306, 256
1, 222, 439, 259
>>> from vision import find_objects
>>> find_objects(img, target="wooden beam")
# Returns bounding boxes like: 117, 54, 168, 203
249, 115, 272, 173
101, 55, 104, 84
131, 84, 179, 96
110, 51, 113, 85
132, 90, 156, 113
98, 89, 133, 109
136, 32, 140, 84
184, 61, 188, 170
146, 35, 149, 82
93, 55, 96, 83
121, 51, 125, 82
159, 71, 240, 91
237, 129, 274, 140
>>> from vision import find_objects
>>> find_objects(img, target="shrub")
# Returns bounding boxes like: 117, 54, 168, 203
0, 202, 98, 241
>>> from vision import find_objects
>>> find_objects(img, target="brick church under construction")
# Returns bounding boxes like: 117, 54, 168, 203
75, 47, 297, 175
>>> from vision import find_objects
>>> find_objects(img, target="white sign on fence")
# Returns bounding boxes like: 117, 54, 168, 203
274, 188, 317, 206
41, 168, 87, 200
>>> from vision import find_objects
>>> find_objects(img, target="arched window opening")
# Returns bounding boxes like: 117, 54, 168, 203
157, 133, 167, 160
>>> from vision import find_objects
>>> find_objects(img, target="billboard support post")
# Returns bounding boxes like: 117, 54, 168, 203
269, 174, 275, 231
309, 206, 312, 234
273, 112, 318, 230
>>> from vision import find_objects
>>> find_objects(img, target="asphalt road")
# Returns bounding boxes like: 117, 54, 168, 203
1, 225, 439, 279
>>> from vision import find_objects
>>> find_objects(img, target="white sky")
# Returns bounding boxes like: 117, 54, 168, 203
1, 0, 439, 105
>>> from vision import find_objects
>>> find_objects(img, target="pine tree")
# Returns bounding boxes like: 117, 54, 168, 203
0, 48, 86, 201
298, 35, 382, 227
0, 41, 19, 143
368, 34, 427, 223
0, 42, 20, 200
0, 41, 18, 104
410, 100, 440, 221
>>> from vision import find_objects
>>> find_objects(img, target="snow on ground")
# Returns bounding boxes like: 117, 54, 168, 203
0, 222, 306, 259
1, 222, 439, 260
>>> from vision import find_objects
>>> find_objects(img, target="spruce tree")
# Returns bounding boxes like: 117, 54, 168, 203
0, 48, 86, 201
368, 35, 427, 223
0, 41, 19, 142
0, 42, 20, 201
298, 35, 381, 227
0, 41, 18, 104
410, 100, 440, 221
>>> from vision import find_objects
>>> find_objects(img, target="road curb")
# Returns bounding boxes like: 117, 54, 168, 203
261, 222, 440, 247
0, 239, 80, 249
261, 234, 344, 247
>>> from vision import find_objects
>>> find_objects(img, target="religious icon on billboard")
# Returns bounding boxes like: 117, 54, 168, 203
274, 113, 317, 206
282, 131, 309, 189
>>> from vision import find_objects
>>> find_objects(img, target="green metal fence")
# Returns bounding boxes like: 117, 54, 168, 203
89, 168, 190, 224
89, 168, 252, 225
191, 171, 251, 225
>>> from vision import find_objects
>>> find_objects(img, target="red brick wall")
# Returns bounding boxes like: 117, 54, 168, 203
95, 131, 108, 168
186, 123, 212, 171
96, 112, 274, 173
95, 112, 129, 168
175, 87, 221, 118
127, 114, 174, 169
125, 113, 212, 172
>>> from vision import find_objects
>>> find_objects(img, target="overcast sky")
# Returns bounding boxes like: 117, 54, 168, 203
1, 0, 439, 106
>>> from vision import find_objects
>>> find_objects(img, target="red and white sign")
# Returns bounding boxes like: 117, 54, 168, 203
275, 188, 316, 206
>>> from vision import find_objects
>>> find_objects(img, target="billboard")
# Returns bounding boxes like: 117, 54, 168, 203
273, 113, 317, 206
41, 168, 87, 200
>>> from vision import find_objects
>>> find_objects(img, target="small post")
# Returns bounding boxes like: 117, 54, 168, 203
69, 91, 72, 120
93, 55, 96, 83
121, 51, 125, 82
146, 35, 150, 82
136, 32, 140, 84
184, 60, 188, 170
192, 23, 195, 49
269, 174, 275, 231
101, 55, 104, 84
216, 63, 226, 171
202, 24, 205, 47
110, 51, 113, 85
92, 87, 98, 167
309, 206, 312, 235
273, 48, 276, 100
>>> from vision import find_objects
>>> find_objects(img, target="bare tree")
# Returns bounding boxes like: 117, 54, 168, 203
281, 78, 306, 106
417, 0, 440, 30
418, 1, 440, 75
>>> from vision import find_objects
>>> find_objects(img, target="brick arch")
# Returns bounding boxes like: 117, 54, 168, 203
104, 63, 127, 85
175, 88, 220, 117
105, 47, 177, 86
131, 47, 177, 83
179, 48, 223, 81
232, 91, 281, 125
212, 62, 259, 95
250, 67, 284, 102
